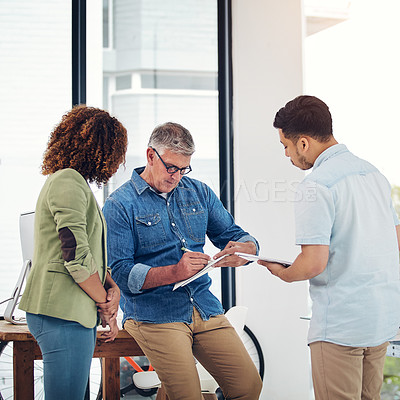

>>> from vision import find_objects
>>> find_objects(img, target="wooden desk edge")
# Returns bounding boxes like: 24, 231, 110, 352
0, 320, 144, 358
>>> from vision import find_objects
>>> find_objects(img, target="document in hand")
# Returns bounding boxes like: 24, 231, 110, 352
234, 252, 292, 268
173, 254, 228, 291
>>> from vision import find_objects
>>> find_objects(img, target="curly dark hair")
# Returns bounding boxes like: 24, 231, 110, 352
42, 105, 128, 185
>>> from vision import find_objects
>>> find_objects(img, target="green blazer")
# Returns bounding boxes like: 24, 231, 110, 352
20, 168, 108, 328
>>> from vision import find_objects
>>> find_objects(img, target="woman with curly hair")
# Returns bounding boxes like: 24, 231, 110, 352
19, 105, 128, 400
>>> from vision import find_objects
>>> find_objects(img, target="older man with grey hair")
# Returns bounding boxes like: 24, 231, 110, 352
103, 122, 262, 400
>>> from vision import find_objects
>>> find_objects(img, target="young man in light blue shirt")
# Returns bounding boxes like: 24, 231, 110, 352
259, 95, 400, 400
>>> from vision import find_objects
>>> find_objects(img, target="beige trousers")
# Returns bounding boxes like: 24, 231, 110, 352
124, 307, 262, 400
310, 340, 388, 400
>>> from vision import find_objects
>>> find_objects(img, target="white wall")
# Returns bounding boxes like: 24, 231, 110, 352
232, 1, 311, 398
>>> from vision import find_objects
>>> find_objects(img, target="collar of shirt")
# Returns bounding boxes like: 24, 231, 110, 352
130, 167, 152, 195
130, 166, 182, 197
313, 143, 348, 170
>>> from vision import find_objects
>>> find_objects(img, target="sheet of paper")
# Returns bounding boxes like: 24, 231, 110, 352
234, 252, 292, 267
173, 254, 228, 291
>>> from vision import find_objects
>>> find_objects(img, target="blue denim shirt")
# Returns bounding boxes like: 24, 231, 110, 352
103, 167, 259, 324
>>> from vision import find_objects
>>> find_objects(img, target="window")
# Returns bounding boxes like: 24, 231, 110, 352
0, 0, 72, 314
101, 0, 219, 192
97, 0, 222, 297
103, 0, 112, 49
0, 0, 222, 313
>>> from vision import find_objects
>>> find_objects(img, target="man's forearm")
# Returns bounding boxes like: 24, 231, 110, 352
278, 255, 323, 282
243, 240, 257, 254
141, 264, 180, 290
141, 251, 211, 290
275, 244, 329, 283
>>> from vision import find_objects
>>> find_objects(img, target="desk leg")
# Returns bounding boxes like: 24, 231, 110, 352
101, 357, 120, 399
13, 341, 35, 400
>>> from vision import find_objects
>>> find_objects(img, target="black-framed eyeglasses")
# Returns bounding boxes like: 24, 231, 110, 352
151, 147, 192, 175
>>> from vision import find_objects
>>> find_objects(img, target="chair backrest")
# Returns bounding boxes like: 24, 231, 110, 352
4, 212, 35, 324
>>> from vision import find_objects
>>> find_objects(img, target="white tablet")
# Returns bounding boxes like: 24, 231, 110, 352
173, 254, 228, 290
235, 252, 292, 268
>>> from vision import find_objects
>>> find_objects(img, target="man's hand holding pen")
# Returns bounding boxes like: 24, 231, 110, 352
176, 248, 211, 281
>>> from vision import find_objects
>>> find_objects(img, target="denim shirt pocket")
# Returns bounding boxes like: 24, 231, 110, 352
179, 202, 206, 243
135, 213, 167, 248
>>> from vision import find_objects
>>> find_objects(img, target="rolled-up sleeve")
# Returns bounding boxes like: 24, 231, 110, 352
47, 170, 97, 283
237, 234, 260, 254
127, 263, 152, 294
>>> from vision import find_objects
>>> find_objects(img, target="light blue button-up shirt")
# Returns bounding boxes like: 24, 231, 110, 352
103, 167, 259, 325
295, 144, 400, 346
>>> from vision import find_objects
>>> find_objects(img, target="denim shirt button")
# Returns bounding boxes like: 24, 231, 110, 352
192, 208, 196, 212
171, 222, 175, 227
148, 222, 152, 225
190, 297, 194, 303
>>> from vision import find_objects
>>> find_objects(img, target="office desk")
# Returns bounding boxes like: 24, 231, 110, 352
0, 320, 144, 399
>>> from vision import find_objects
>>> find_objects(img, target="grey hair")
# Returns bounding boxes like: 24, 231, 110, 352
148, 122, 195, 156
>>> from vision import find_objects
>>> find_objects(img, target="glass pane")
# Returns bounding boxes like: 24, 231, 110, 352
98, 0, 221, 298
103, 0, 110, 48
0, 1, 71, 314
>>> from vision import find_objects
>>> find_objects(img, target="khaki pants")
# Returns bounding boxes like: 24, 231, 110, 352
310, 341, 388, 400
124, 307, 262, 400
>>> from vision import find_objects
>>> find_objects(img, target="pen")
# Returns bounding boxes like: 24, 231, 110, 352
181, 247, 193, 252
